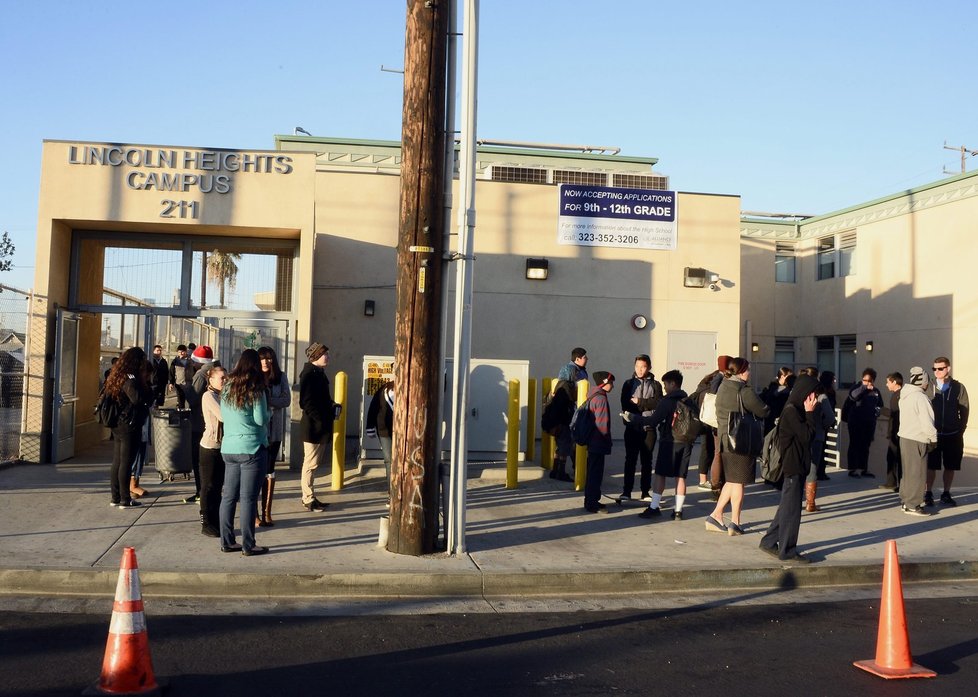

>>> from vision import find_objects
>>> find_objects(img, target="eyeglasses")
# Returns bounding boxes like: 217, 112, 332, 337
933, 366, 948, 372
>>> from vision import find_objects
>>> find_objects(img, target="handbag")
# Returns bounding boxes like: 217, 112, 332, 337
699, 391, 718, 428
727, 388, 764, 457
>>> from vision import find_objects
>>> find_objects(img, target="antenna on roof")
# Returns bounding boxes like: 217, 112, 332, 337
943, 140, 977, 174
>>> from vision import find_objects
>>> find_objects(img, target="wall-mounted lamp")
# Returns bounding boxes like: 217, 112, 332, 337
684, 267, 721, 288
751, 342, 760, 353
364, 300, 375, 317
525, 258, 549, 280
865, 340, 873, 352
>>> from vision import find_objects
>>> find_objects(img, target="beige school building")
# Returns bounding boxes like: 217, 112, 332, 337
23, 135, 978, 485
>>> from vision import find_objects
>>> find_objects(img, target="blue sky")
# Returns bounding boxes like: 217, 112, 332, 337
2, 0, 976, 292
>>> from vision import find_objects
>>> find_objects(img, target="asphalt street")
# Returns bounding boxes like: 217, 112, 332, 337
2, 596, 976, 696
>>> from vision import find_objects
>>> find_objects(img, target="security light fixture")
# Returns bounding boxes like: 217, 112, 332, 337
751, 342, 760, 353
525, 258, 549, 280
684, 267, 720, 288
865, 340, 874, 352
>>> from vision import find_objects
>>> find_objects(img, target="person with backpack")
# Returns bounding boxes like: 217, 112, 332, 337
758, 374, 818, 563
542, 378, 576, 482
626, 370, 696, 520
103, 347, 153, 509
618, 354, 662, 501
582, 371, 615, 513
691, 355, 732, 498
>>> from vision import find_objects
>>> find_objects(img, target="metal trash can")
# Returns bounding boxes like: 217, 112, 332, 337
151, 408, 192, 480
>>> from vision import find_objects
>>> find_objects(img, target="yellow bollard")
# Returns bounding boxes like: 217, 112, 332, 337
526, 378, 537, 463
331, 371, 348, 491
506, 379, 520, 489
574, 379, 588, 492
540, 377, 554, 470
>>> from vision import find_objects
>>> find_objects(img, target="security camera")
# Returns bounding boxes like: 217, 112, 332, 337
709, 283, 719, 291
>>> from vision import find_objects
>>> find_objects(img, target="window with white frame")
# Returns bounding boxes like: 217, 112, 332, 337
775, 242, 796, 283
817, 231, 857, 280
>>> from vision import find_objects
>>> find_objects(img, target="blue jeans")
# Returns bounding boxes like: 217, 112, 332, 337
220, 448, 268, 552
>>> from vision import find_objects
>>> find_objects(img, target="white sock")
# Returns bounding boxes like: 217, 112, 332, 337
650, 492, 662, 509
675, 494, 686, 512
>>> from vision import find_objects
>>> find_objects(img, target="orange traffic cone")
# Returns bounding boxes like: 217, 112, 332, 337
85, 547, 163, 696
853, 539, 936, 679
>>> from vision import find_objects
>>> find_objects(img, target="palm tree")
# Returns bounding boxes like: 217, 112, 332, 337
206, 250, 241, 308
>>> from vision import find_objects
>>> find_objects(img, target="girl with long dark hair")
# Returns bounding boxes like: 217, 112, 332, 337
103, 347, 153, 508
219, 349, 270, 556
257, 346, 290, 527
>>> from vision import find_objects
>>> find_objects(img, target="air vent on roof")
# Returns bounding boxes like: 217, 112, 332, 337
553, 170, 609, 186
489, 166, 548, 184
612, 173, 669, 190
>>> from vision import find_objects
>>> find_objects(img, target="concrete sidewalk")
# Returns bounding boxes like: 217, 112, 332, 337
1, 443, 976, 603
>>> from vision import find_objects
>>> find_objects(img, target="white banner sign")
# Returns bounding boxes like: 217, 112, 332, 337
557, 184, 678, 250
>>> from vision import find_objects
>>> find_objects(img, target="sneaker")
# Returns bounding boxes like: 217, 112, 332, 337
848, 471, 860, 478
640, 494, 653, 502
902, 505, 932, 517
183, 494, 200, 504
118, 500, 142, 508
697, 482, 713, 491
584, 503, 607, 513
303, 499, 328, 512
618, 494, 632, 501
638, 507, 661, 519
670, 510, 683, 521
201, 524, 220, 538
109, 501, 121, 508
923, 491, 935, 507
781, 552, 811, 564
940, 492, 957, 506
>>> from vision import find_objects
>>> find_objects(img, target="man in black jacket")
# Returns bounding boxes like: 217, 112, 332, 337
148, 345, 169, 407
299, 342, 335, 512
926, 356, 969, 507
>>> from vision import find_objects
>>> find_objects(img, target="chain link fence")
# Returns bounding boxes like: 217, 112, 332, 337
0, 284, 32, 463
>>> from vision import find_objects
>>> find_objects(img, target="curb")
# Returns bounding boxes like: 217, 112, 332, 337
3, 560, 976, 601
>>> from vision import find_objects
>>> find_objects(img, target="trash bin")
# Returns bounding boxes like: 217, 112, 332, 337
151, 408, 192, 480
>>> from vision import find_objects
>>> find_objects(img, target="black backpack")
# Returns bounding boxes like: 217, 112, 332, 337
671, 397, 702, 443
94, 390, 121, 428
569, 399, 595, 446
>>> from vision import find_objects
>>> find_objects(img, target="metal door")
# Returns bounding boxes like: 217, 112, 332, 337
51, 309, 81, 462
666, 330, 718, 382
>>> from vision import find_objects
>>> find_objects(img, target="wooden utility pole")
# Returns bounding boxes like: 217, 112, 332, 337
388, 0, 449, 556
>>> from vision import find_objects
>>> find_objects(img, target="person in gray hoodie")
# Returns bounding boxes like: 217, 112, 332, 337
898, 367, 937, 516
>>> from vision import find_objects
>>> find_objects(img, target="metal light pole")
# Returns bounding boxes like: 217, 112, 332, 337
447, 0, 479, 555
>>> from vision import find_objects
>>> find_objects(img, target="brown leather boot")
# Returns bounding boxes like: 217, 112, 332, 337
805, 481, 820, 512
263, 478, 276, 526
256, 479, 269, 527
129, 476, 147, 499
